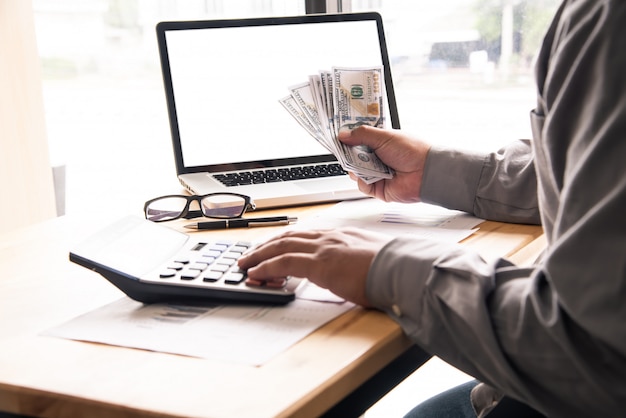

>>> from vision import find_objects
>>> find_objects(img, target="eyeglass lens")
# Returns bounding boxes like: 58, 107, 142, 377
145, 194, 247, 222
200, 194, 247, 218
145, 196, 189, 222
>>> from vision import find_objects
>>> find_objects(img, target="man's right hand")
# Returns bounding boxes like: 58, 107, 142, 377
338, 125, 431, 203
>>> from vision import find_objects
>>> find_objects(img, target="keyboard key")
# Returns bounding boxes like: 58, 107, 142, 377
217, 257, 236, 266
212, 163, 347, 187
167, 262, 185, 271
189, 262, 208, 271
180, 270, 200, 280
224, 272, 245, 284
160, 269, 177, 279
203, 271, 222, 282
245, 277, 286, 288
208, 243, 231, 251
203, 250, 223, 258
210, 264, 230, 272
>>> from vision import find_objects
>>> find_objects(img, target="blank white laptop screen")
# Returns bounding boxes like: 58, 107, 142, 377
161, 16, 398, 169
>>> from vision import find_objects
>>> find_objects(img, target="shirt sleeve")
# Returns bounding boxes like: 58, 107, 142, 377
366, 1, 626, 416
420, 140, 540, 225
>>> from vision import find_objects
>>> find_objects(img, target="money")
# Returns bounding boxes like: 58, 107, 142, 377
280, 66, 393, 184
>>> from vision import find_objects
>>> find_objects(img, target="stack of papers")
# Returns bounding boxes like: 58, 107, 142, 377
45, 200, 483, 366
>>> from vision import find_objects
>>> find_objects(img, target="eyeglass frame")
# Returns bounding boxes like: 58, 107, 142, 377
143, 192, 256, 222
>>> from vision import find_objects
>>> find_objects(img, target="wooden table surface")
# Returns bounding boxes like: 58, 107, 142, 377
0, 204, 544, 418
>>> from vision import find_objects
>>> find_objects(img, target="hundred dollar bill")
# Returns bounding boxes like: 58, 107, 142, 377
280, 66, 394, 184
279, 95, 331, 152
288, 82, 334, 153
308, 75, 340, 156
289, 82, 322, 131
332, 66, 393, 180
321, 71, 337, 138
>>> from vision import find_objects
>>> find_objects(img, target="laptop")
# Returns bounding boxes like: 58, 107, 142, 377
156, 12, 400, 209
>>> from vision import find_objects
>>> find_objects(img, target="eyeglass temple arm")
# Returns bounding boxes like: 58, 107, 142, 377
182, 210, 204, 219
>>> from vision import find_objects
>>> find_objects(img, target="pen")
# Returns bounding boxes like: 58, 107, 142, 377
184, 216, 298, 230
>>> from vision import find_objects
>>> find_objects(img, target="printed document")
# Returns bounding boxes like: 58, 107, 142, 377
46, 200, 481, 365
44, 295, 353, 366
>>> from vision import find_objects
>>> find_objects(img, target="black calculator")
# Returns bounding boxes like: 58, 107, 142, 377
69, 216, 303, 305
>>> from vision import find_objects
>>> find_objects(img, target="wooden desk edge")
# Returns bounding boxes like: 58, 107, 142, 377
0, 214, 545, 418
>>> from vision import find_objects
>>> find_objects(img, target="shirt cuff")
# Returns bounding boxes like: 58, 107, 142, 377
421, 145, 487, 214
366, 236, 460, 333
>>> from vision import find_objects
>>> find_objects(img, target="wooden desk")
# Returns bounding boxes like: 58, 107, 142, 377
0, 204, 544, 418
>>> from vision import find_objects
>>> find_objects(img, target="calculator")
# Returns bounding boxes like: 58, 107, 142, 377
69, 216, 303, 305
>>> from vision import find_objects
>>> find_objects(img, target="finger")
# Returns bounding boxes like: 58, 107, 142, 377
245, 252, 317, 281
356, 178, 375, 196
245, 277, 286, 288
348, 172, 376, 197
243, 229, 324, 254
338, 125, 393, 150
238, 235, 321, 269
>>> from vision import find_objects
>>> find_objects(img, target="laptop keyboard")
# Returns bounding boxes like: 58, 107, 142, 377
213, 163, 347, 187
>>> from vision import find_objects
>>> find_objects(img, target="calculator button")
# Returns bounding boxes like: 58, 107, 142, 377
168, 262, 185, 271
203, 250, 223, 258
180, 270, 200, 280
217, 257, 236, 266
222, 251, 241, 260
245, 278, 287, 288
189, 263, 208, 271
160, 269, 177, 279
209, 242, 231, 251
191, 242, 208, 251
210, 264, 230, 273
245, 278, 264, 287
203, 271, 222, 282
224, 272, 245, 284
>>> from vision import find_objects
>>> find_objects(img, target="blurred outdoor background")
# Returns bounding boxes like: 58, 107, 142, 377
33, 0, 560, 217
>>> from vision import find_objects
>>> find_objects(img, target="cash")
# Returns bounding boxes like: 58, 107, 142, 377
280, 66, 393, 184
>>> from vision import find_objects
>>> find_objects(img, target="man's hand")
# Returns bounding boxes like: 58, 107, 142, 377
338, 125, 431, 203
238, 228, 392, 307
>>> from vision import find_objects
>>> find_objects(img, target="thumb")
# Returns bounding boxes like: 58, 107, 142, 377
338, 125, 388, 149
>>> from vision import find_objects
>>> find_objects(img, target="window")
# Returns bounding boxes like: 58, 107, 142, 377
35, 0, 305, 216
34, 0, 560, 216
350, 0, 560, 150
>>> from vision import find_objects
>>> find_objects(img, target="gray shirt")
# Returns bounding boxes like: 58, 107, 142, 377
366, 1, 626, 416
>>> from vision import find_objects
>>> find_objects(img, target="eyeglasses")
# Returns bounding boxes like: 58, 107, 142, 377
144, 193, 255, 222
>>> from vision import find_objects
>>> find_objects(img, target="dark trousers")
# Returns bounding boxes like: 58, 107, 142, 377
404, 380, 546, 418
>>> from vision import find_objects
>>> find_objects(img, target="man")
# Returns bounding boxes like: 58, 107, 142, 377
239, 1, 626, 416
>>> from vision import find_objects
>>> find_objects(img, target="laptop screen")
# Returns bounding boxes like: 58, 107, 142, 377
157, 13, 399, 174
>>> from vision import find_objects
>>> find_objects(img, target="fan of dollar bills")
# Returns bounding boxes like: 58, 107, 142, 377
280, 66, 393, 184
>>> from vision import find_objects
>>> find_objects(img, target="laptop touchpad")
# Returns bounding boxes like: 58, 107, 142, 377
294, 177, 356, 192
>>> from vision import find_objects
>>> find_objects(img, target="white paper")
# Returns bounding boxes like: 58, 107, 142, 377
297, 280, 346, 303
44, 297, 354, 366
286, 199, 483, 242
46, 201, 480, 365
